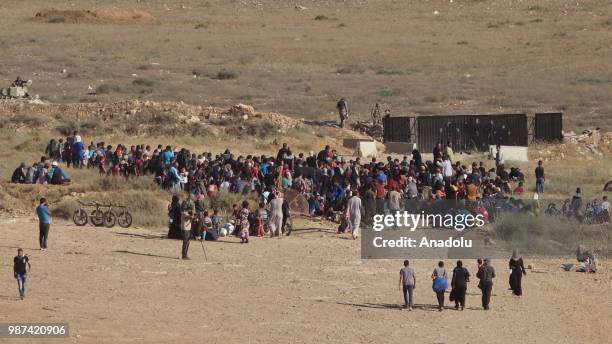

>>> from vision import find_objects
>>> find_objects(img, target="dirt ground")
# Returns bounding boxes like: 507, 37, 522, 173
1, 216, 610, 344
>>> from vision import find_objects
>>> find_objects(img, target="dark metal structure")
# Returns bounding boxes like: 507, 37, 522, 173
416, 114, 528, 152
382, 116, 412, 142
534, 112, 563, 142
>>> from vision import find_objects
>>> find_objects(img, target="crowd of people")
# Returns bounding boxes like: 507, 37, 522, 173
9, 133, 608, 310
9, 133, 610, 232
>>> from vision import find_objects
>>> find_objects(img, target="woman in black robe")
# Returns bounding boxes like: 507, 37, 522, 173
509, 250, 527, 296
451, 260, 470, 310
167, 195, 183, 239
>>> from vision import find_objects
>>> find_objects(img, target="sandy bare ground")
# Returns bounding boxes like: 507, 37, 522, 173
1, 216, 610, 344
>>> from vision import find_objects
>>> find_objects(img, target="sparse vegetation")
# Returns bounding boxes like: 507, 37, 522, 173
55, 121, 79, 136
132, 78, 155, 87
48, 16, 65, 23
375, 88, 402, 98
12, 113, 46, 127
528, 5, 545, 11
373, 66, 405, 75
336, 65, 366, 74
214, 69, 238, 80
96, 84, 122, 94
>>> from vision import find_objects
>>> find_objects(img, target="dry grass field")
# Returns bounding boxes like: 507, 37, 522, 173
1, 1, 611, 343
1, 0, 611, 129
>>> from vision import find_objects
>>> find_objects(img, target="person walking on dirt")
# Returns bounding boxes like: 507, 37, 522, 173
181, 205, 194, 259
535, 160, 545, 194
509, 250, 526, 296
13, 248, 31, 300
450, 260, 470, 310
268, 193, 284, 238
477, 258, 495, 310
346, 190, 362, 239
432, 261, 448, 312
399, 260, 416, 310
281, 198, 290, 235
336, 98, 349, 128
36, 198, 51, 251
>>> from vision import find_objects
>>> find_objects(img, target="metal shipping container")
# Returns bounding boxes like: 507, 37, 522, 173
416, 114, 528, 153
383, 116, 412, 142
534, 112, 563, 142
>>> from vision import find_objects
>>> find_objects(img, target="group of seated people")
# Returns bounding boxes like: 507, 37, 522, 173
11, 160, 70, 185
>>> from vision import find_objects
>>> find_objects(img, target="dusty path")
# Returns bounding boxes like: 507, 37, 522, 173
1, 216, 610, 343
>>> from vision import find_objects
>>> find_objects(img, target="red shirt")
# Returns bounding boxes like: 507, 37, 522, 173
387, 178, 400, 192
375, 183, 386, 199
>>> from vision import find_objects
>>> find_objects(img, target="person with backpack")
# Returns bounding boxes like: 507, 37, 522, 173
432, 261, 448, 312
477, 258, 496, 310
450, 260, 470, 310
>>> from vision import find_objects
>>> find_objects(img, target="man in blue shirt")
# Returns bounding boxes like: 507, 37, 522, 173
36, 198, 51, 251
162, 146, 174, 166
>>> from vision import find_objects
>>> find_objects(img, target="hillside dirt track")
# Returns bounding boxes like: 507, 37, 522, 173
1, 216, 610, 344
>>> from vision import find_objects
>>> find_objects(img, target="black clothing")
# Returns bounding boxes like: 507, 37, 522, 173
433, 146, 442, 161
535, 166, 544, 179
451, 267, 470, 308
509, 258, 526, 296
436, 290, 445, 309
281, 200, 290, 232
167, 202, 182, 239
11, 167, 26, 183
39, 223, 50, 249
14, 255, 29, 275
481, 281, 493, 309
477, 265, 495, 309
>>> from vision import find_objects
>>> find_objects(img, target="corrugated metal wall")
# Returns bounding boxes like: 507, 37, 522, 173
383, 116, 411, 142
534, 112, 563, 142
416, 114, 528, 153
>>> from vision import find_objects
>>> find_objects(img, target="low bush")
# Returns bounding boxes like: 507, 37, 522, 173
13, 113, 46, 127
96, 84, 122, 94
132, 78, 155, 87
214, 69, 238, 80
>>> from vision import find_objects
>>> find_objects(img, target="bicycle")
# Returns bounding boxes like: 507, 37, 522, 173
104, 204, 133, 228
72, 200, 132, 228
73, 200, 108, 227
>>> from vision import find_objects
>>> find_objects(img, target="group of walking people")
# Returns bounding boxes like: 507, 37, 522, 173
399, 253, 526, 312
